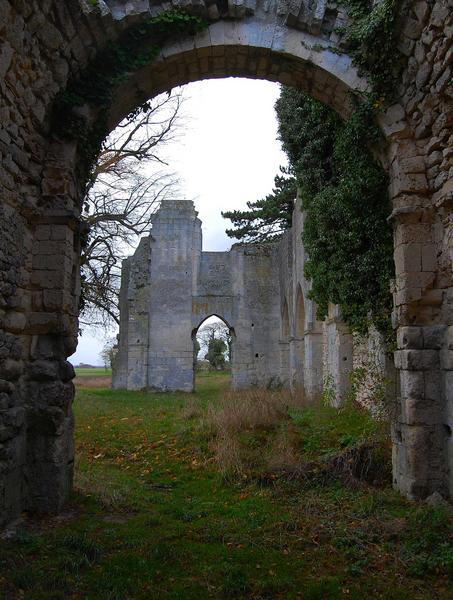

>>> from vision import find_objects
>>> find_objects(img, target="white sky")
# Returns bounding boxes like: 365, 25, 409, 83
71, 78, 286, 365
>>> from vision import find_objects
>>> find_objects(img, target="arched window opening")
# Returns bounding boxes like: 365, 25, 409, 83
192, 315, 234, 388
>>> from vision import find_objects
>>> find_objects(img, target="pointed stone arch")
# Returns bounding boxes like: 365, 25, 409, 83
193, 314, 234, 379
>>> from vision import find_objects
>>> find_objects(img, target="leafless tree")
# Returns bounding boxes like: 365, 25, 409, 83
80, 91, 184, 329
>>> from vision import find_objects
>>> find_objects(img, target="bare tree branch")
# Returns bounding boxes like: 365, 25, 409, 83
80, 90, 184, 331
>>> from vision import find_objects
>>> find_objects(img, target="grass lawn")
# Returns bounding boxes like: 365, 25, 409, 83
0, 373, 451, 599
75, 367, 112, 378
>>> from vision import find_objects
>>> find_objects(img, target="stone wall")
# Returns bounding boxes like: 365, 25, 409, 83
0, 0, 451, 525
113, 200, 283, 391
113, 199, 394, 413
381, 0, 453, 499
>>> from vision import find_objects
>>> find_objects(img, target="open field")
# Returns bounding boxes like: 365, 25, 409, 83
74, 367, 112, 388
0, 373, 451, 599
74, 367, 112, 377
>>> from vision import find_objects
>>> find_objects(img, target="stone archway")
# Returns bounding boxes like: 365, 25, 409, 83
192, 315, 235, 382
0, 0, 451, 524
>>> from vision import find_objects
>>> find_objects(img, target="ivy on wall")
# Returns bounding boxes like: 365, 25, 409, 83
340, 0, 402, 100
52, 10, 207, 185
276, 88, 394, 339
284, 0, 404, 340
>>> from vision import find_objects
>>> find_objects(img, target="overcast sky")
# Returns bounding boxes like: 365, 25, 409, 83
71, 78, 286, 365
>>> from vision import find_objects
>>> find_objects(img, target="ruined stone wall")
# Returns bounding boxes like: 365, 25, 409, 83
113, 200, 283, 391
0, 0, 98, 527
383, 0, 453, 499
0, 0, 451, 526
352, 328, 397, 419
230, 243, 282, 388
114, 199, 395, 409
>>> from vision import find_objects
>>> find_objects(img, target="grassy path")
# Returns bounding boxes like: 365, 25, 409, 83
0, 374, 451, 599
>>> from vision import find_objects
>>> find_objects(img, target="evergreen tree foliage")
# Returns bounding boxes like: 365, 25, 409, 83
223, 86, 394, 338
221, 170, 296, 243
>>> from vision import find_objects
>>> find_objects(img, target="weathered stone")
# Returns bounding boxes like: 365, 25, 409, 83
0, 0, 451, 529
425, 491, 449, 506
397, 326, 424, 349
28, 360, 59, 381
423, 325, 447, 349
394, 349, 440, 370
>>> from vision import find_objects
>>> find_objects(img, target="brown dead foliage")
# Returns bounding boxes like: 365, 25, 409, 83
258, 440, 392, 489
206, 387, 311, 479
75, 376, 112, 388
206, 387, 391, 489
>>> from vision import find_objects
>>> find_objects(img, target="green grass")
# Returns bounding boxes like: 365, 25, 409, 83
0, 375, 451, 599
75, 367, 112, 377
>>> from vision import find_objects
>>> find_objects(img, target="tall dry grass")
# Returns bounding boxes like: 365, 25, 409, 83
205, 387, 310, 479
204, 386, 391, 488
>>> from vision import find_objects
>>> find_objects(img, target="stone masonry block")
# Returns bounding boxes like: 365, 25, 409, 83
395, 287, 422, 305
401, 394, 441, 425
395, 223, 433, 245
420, 289, 443, 306
397, 326, 424, 349
421, 244, 438, 271
394, 349, 439, 370
423, 325, 446, 349
446, 325, 453, 350
440, 349, 453, 370
424, 369, 443, 403
394, 243, 422, 272
399, 368, 424, 399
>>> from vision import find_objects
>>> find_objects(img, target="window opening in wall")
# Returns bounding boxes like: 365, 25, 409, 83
193, 315, 233, 390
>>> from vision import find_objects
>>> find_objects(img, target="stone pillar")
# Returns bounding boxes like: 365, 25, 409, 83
444, 326, 453, 497
279, 341, 290, 386
390, 183, 449, 499
304, 331, 324, 400
147, 201, 201, 392
24, 211, 79, 513
324, 305, 353, 407
289, 336, 304, 391
112, 259, 131, 389
393, 325, 446, 499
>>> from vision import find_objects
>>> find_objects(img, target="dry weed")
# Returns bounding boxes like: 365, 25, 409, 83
74, 376, 112, 389
207, 387, 308, 479
266, 424, 302, 471
180, 398, 203, 420
211, 431, 245, 479
207, 387, 302, 434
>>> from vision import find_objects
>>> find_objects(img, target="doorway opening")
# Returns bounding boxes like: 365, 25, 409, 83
192, 315, 234, 390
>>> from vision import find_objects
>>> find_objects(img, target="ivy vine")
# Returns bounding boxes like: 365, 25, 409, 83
276, 88, 394, 342
339, 0, 403, 101
288, 0, 406, 343
52, 10, 207, 186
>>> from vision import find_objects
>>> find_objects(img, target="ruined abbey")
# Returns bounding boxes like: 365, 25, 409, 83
113, 198, 391, 413
0, 0, 452, 527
